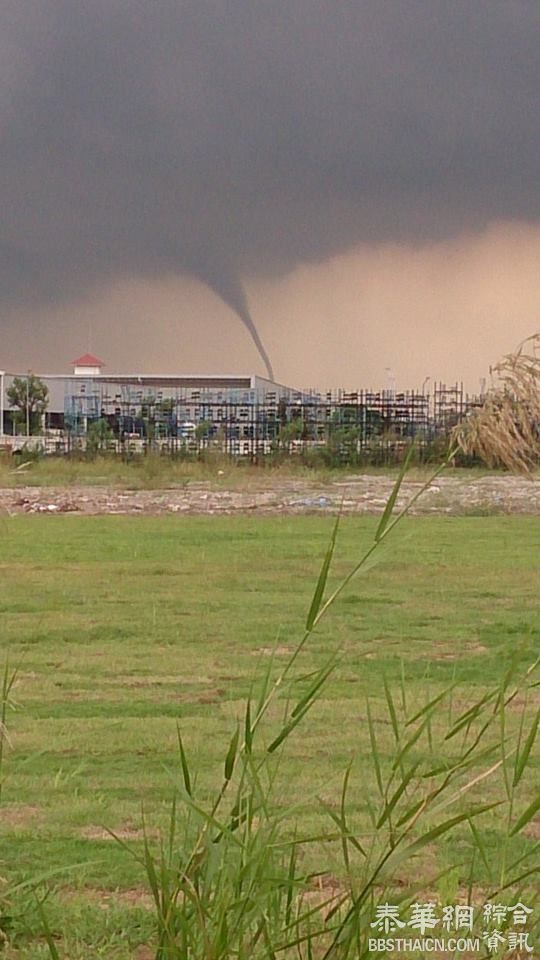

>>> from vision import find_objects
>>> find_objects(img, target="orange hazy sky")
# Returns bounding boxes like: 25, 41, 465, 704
2, 220, 539, 393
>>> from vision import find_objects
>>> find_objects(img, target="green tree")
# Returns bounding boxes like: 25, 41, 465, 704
278, 418, 305, 446
195, 419, 212, 441
86, 418, 115, 456
7, 374, 49, 435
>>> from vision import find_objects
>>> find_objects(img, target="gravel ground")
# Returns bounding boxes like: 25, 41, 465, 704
1, 474, 540, 516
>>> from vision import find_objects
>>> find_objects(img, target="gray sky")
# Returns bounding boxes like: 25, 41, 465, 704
2, 1, 540, 387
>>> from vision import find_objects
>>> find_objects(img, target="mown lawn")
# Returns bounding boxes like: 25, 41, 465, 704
0, 514, 539, 957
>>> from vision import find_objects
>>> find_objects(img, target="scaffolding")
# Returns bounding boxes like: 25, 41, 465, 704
61, 376, 479, 461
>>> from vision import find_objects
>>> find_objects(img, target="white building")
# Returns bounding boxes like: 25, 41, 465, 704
72, 353, 105, 377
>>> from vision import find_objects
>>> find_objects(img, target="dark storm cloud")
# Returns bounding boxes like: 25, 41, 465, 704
2, 0, 540, 374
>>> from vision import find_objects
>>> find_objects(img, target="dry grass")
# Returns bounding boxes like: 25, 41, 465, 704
455, 334, 540, 473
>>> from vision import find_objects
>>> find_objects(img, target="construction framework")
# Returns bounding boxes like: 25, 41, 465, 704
61, 377, 479, 461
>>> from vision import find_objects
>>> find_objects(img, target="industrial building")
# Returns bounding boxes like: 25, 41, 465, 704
0, 355, 475, 460
1, 355, 312, 456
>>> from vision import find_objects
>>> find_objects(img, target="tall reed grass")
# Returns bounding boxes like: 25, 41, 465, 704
1, 657, 19, 944
456, 333, 540, 473
109, 449, 539, 958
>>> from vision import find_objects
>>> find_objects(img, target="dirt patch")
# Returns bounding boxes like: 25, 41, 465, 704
60, 885, 155, 911
134, 948, 156, 960
0, 804, 42, 828
302, 873, 347, 918
101, 674, 206, 688
195, 688, 226, 703
252, 645, 296, 656
3, 474, 540, 516
80, 824, 155, 842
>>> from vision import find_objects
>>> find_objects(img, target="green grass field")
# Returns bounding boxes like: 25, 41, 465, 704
1, 514, 539, 957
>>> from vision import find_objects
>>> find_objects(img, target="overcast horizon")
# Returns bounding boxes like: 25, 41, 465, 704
2, 1, 540, 390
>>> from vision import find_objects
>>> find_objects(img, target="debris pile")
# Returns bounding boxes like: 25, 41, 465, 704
1, 475, 540, 517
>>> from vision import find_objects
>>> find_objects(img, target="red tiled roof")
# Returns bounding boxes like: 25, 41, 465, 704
72, 353, 105, 367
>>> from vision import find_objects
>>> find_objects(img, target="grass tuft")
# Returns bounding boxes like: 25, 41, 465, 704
455, 333, 540, 473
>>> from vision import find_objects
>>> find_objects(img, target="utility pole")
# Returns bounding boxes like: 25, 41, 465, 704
385, 367, 396, 398
26, 371, 30, 437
